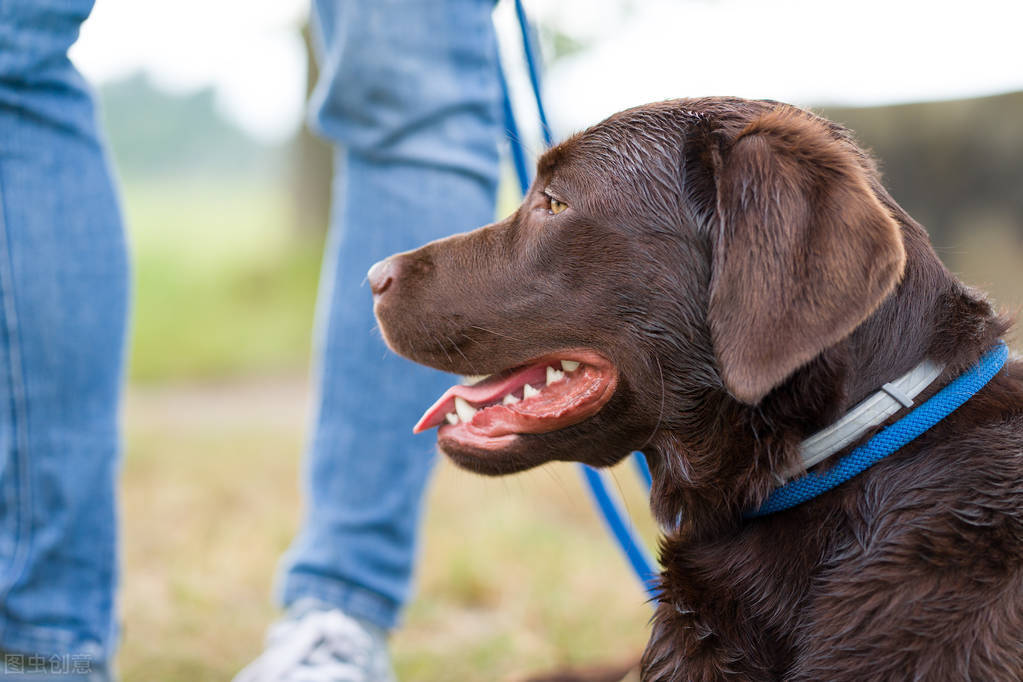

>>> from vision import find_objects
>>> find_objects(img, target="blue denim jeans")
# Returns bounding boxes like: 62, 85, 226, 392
277, 0, 502, 630
0, 0, 501, 668
0, 0, 129, 669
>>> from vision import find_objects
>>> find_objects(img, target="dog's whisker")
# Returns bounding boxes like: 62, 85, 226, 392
442, 332, 478, 374
608, 469, 638, 533
540, 463, 574, 503
415, 319, 453, 365
638, 356, 667, 452
467, 325, 526, 343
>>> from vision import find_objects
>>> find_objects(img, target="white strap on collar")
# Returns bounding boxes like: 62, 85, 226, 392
778, 357, 945, 482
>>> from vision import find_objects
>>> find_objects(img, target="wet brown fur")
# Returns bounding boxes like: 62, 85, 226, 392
372, 97, 1023, 681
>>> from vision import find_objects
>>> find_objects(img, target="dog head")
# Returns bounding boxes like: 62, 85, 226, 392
371, 97, 905, 482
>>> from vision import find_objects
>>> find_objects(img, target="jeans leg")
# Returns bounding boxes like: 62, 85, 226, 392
279, 0, 501, 629
0, 0, 129, 664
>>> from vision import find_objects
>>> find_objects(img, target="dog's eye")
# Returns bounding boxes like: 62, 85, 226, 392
545, 193, 568, 215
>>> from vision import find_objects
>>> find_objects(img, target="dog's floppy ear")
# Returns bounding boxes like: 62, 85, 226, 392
708, 108, 905, 405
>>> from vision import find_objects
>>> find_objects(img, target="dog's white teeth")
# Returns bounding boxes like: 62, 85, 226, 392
523, 383, 540, 399
502, 393, 520, 405
445, 412, 459, 425
461, 374, 491, 386
454, 396, 477, 422
546, 366, 565, 385
560, 360, 580, 372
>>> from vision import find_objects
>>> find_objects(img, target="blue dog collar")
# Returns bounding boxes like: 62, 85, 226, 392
746, 341, 1010, 518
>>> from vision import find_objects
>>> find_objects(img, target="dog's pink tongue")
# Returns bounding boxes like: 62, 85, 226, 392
413, 365, 548, 434
468, 376, 608, 436
414, 362, 617, 438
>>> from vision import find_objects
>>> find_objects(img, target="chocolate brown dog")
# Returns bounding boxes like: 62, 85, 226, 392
370, 97, 1023, 680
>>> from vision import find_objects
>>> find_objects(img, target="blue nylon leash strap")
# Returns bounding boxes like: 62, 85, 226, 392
747, 341, 1010, 518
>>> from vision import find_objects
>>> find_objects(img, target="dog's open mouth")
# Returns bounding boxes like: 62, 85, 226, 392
414, 350, 617, 450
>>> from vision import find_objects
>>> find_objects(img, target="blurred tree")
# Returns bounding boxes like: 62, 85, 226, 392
289, 21, 333, 237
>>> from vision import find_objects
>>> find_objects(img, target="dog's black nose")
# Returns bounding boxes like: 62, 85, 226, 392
368, 258, 396, 296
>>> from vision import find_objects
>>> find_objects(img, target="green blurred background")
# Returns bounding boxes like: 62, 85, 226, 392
82, 7, 1023, 682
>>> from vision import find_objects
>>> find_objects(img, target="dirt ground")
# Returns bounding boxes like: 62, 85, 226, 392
119, 376, 654, 681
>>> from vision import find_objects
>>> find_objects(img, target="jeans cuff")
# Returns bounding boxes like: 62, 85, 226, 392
279, 573, 401, 631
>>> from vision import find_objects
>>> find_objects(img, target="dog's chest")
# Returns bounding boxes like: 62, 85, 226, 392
646, 524, 834, 678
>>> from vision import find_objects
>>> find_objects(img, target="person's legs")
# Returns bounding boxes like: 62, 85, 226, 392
277, 0, 502, 630
0, 0, 129, 674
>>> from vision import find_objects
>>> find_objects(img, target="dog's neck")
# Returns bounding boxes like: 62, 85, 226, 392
646, 219, 1008, 540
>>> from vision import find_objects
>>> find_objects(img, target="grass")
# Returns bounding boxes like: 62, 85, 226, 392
119, 379, 655, 682
124, 177, 322, 383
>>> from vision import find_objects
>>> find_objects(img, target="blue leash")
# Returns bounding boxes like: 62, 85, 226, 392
500, 0, 660, 600
747, 341, 1010, 518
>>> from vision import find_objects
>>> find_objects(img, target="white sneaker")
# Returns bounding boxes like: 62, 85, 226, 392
233, 600, 396, 682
